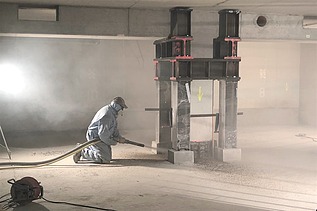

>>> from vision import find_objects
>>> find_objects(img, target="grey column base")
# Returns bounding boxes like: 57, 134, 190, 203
151, 141, 159, 154
151, 141, 171, 155
168, 149, 194, 164
215, 147, 241, 162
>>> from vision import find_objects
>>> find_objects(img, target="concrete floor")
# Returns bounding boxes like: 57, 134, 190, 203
0, 125, 316, 211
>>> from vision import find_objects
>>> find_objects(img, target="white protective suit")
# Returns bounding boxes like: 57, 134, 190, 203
81, 102, 123, 163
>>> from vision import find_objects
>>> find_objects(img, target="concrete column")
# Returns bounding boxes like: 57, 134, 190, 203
152, 81, 172, 154
218, 80, 226, 149
216, 80, 241, 162
168, 80, 194, 164
171, 81, 190, 150
213, 9, 241, 162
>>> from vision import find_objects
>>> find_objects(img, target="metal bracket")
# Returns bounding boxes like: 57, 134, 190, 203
145, 108, 173, 127
190, 112, 243, 133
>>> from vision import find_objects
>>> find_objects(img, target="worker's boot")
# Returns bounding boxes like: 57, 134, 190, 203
100, 159, 111, 164
73, 143, 82, 163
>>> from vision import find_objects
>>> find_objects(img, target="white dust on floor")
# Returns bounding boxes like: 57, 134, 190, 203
0, 125, 316, 211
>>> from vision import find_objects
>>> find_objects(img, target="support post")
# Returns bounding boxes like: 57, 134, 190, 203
152, 8, 241, 163
214, 9, 241, 162
153, 7, 194, 163
171, 81, 190, 150
156, 81, 172, 153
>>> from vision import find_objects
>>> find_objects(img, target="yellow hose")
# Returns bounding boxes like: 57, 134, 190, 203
0, 139, 101, 170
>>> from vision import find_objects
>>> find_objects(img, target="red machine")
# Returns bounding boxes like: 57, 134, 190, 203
7, 177, 43, 206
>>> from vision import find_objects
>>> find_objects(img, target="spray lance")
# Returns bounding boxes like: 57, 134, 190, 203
123, 139, 145, 147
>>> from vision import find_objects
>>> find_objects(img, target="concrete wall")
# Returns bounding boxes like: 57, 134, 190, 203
0, 3, 169, 37
0, 37, 157, 146
299, 44, 317, 127
238, 41, 316, 128
3, 3, 317, 42
191, 10, 218, 58
238, 41, 300, 126
189, 41, 309, 142
241, 13, 317, 41
0, 4, 222, 146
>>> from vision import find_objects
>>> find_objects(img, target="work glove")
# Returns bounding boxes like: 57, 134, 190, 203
117, 136, 126, 144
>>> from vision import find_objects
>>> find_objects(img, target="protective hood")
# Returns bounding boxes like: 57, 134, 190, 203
110, 101, 123, 113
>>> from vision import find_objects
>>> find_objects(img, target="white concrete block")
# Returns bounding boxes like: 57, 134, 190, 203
151, 141, 159, 154
168, 149, 194, 164
215, 148, 241, 162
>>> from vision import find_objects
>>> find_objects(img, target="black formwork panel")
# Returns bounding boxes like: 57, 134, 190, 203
155, 44, 161, 58
156, 61, 173, 79
170, 7, 192, 37
225, 61, 239, 78
160, 42, 173, 58
213, 9, 240, 59
174, 59, 240, 80
154, 38, 192, 59
213, 40, 231, 59
210, 60, 240, 79
218, 9, 240, 38
176, 61, 191, 80
191, 61, 209, 78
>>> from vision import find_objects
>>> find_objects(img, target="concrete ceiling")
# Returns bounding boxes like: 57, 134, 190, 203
0, 0, 317, 16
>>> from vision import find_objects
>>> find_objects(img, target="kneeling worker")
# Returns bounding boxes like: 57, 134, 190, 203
73, 97, 128, 164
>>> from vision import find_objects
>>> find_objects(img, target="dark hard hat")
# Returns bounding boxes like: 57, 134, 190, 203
112, 97, 128, 109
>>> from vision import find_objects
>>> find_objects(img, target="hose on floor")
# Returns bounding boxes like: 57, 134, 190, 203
0, 139, 101, 169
